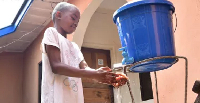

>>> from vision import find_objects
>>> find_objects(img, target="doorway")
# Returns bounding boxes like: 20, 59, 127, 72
38, 62, 42, 103
81, 47, 114, 103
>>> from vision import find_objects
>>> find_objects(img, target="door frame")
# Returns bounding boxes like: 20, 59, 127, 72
81, 47, 111, 68
38, 61, 42, 103
81, 47, 114, 103
82, 43, 117, 68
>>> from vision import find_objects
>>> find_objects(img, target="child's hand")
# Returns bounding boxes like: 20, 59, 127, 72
94, 71, 118, 85
94, 67, 128, 87
112, 73, 128, 88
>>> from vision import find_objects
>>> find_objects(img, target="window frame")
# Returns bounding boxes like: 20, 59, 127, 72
0, 0, 34, 37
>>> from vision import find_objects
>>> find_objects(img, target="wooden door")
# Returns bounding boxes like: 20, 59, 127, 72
81, 47, 113, 103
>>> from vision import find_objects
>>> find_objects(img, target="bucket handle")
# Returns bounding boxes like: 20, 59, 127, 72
174, 13, 177, 33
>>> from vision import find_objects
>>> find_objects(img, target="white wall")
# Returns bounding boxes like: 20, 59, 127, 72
82, 8, 123, 65
71, 0, 104, 47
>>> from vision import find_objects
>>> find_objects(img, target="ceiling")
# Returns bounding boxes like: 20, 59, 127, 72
0, 0, 65, 53
0, 0, 126, 53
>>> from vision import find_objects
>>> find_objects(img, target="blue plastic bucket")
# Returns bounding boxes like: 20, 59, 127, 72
113, 0, 176, 73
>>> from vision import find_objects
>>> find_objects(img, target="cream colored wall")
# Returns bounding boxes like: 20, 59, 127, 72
149, 0, 200, 103
71, 0, 104, 47
0, 52, 23, 103
82, 8, 123, 64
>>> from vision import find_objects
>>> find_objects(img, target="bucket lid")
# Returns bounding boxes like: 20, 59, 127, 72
113, 0, 175, 23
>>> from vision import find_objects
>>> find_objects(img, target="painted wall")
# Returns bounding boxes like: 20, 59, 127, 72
0, 52, 23, 103
70, 0, 104, 47
150, 0, 200, 103
82, 8, 123, 64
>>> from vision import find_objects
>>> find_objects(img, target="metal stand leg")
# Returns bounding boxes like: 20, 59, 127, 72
178, 56, 188, 103
113, 56, 188, 103
124, 66, 135, 103
154, 71, 159, 103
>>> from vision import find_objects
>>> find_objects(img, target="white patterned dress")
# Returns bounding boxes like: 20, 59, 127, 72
41, 27, 84, 103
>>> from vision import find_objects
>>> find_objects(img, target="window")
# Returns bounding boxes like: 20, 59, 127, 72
0, 0, 33, 37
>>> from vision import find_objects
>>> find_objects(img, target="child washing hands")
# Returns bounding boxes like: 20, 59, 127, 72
87, 66, 128, 87
41, 2, 128, 103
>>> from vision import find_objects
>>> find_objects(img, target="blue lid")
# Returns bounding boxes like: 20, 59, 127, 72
113, 0, 175, 23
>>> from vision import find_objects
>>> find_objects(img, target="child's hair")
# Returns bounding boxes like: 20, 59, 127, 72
52, 2, 79, 23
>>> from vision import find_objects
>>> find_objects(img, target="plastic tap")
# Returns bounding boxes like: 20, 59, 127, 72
119, 47, 134, 65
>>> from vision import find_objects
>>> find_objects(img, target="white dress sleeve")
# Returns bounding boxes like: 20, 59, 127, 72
42, 27, 60, 53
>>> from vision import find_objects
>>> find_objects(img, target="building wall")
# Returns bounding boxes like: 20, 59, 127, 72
0, 52, 23, 103
150, 0, 200, 103
82, 8, 123, 64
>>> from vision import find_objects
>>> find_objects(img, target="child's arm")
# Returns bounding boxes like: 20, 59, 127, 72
79, 59, 128, 87
46, 44, 117, 84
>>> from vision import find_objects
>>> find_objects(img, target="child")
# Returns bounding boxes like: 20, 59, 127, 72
41, 2, 127, 103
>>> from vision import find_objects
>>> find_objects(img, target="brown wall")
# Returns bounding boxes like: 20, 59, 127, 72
0, 52, 23, 103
